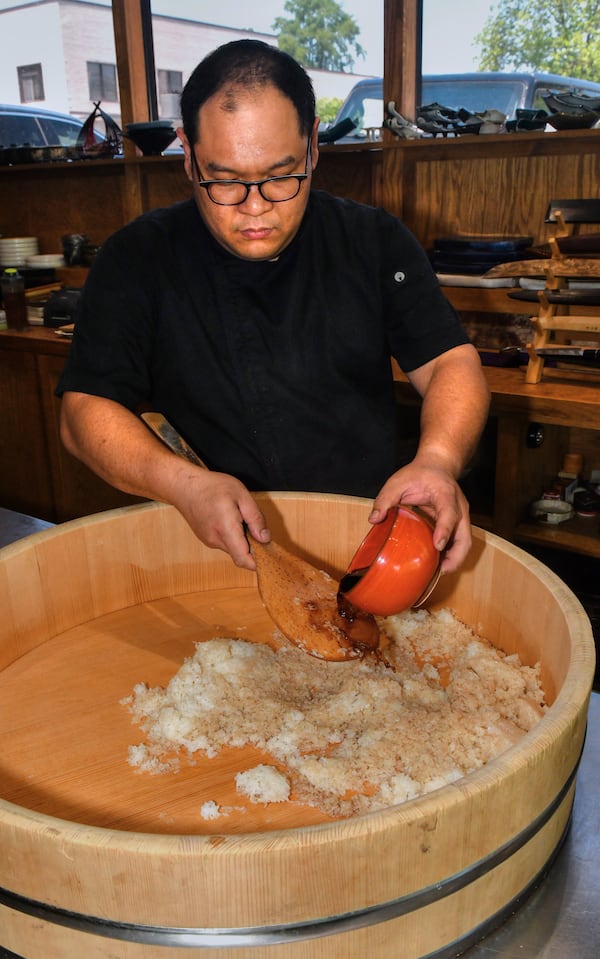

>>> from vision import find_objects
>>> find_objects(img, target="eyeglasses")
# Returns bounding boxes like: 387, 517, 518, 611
191, 141, 311, 206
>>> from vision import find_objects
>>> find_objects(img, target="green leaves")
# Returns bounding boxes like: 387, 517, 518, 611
475, 0, 600, 78
273, 0, 366, 72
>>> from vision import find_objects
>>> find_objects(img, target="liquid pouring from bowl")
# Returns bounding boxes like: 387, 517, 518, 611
140, 412, 379, 661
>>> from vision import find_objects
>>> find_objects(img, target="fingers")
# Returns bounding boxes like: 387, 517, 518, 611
435, 500, 472, 573
171, 470, 269, 571
370, 464, 472, 571
227, 494, 271, 571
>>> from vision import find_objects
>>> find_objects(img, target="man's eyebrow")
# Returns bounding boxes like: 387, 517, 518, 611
204, 154, 298, 176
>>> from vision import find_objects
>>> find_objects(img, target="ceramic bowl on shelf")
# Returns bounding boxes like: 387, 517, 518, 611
545, 110, 600, 130
124, 121, 178, 155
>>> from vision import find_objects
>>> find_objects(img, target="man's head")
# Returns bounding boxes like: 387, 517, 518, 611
178, 40, 319, 262
180, 39, 316, 145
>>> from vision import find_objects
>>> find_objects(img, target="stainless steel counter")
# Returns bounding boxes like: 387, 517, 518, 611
0, 509, 597, 959
465, 691, 599, 959
0, 507, 53, 548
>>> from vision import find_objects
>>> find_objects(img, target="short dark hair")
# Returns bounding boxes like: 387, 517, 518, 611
180, 39, 316, 145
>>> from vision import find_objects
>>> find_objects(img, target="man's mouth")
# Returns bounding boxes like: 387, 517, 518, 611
240, 226, 273, 240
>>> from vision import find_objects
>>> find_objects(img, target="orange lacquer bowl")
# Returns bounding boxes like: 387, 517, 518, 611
340, 506, 441, 616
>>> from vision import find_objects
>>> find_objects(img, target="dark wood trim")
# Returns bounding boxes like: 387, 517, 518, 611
384, 0, 422, 121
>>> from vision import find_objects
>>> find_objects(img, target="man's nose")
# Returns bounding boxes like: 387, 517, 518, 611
238, 184, 273, 213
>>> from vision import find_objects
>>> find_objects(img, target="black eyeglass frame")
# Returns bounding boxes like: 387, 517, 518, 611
190, 141, 312, 206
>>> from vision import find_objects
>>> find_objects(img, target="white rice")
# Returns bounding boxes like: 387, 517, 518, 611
124, 608, 546, 818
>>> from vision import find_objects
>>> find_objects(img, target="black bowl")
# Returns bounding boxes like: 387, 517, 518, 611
125, 125, 177, 156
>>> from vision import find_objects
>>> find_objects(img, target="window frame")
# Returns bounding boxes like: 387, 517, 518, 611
17, 63, 45, 103
111, 0, 420, 133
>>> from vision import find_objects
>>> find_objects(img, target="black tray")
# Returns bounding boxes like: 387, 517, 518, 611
434, 235, 533, 253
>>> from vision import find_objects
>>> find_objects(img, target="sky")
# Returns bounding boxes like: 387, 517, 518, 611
0, 0, 497, 76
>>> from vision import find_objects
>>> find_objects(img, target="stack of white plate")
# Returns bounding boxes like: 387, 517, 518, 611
0, 236, 39, 267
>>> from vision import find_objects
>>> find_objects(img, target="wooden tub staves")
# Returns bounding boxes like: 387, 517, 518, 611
0, 493, 595, 959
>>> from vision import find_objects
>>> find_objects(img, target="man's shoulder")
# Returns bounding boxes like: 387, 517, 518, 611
309, 190, 399, 234
122, 198, 198, 238
102, 200, 198, 245
98, 199, 204, 265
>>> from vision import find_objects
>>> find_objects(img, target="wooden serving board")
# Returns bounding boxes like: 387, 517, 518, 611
485, 256, 600, 277
0, 587, 334, 835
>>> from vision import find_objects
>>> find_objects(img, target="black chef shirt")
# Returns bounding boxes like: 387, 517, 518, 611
57, 191, 469, 497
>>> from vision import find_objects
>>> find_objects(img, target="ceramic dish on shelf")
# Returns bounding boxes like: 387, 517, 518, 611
437, 273, 518, 288
25, 254, 65, 269
545, 111, 600, 130
0, 237, 39, 267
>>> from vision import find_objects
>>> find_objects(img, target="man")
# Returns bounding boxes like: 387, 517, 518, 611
58, 40, 489, 574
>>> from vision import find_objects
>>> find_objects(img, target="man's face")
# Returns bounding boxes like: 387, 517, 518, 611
179, 85, 319, 261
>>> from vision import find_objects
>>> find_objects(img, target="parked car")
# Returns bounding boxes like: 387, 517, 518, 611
326, 72, 600, 140
0, 102, 87, 148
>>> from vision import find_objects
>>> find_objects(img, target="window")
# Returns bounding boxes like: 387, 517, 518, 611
17, 64, 44, 103
38, 115, 87, 147
158, 69, 182, 95
87, 61, 118, 102
148, 1, 383, 122
157, 69, 182, 120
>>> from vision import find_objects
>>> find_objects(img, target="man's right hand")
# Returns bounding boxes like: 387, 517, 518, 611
59, 392, 270, 570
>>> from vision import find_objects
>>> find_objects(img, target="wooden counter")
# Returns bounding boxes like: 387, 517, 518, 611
395, 359, 600, 558
0, 326, 142, 523
1, 327, 599, 557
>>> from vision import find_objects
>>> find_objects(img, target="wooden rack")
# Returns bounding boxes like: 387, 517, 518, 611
525, 270, 600, 383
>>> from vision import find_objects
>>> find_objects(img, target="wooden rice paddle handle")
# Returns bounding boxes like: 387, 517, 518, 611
139, 412, 379, 661
141, 411, 208, 468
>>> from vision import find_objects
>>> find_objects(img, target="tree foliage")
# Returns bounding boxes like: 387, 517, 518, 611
316, 96, 343, 122
272, 0, 365, 72
475, 0, 600, 80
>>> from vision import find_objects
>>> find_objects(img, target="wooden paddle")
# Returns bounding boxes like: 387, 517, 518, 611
140, 412, 379, 661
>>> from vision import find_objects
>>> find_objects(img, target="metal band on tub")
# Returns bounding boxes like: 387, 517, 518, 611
0, 751, 581, 949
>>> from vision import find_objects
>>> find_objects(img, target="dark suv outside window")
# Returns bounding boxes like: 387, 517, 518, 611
331, 72, 600, 140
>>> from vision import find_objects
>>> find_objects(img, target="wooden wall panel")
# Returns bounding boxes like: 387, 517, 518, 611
138, 159, 192, 211
313, 147, 383, 206
382, 131, 600, 251
0, 162, 128, 252
405, 152, 600, 249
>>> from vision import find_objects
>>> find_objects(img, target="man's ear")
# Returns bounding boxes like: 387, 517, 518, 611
178, 127, 193, 182
310, 117, 320, 173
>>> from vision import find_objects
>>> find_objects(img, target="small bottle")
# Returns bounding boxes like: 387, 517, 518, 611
1, 268, 28, 331
553, 452, 583, 504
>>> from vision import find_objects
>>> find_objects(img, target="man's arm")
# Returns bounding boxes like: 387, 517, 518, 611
59, 392, 270, 569
370, 344, 490, 572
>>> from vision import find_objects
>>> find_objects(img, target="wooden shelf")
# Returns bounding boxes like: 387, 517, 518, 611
515, 519, 600, 558
393, 361, 600, 559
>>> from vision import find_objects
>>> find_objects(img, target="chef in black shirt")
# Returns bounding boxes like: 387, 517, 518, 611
58, 40, 490, 573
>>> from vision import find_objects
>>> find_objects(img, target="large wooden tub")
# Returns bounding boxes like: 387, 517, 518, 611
0, 493, 595, 959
